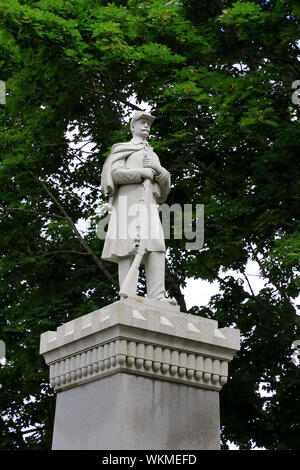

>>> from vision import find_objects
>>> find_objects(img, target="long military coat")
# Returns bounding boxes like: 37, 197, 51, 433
100, 137, 171, 264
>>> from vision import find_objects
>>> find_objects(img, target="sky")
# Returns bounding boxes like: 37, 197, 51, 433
182, 259, 268, 310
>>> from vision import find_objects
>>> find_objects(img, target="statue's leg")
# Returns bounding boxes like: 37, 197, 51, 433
118, 256, 134, 290
144, 251, 166, 300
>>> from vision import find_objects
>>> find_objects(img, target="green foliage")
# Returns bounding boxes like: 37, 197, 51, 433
0, 0, 299, 450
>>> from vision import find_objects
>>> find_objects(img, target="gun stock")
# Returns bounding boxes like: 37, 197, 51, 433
119, 252, 144, 298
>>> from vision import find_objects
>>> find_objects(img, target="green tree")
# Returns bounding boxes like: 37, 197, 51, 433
0, 0, 299, 449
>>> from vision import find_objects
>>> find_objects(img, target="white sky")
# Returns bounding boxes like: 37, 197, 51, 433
182, 260, 267, 310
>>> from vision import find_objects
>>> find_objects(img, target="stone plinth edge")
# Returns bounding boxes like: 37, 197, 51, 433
40, 296, 240, 393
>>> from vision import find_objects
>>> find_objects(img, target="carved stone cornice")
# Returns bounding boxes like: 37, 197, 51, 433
40, 297, 240, 393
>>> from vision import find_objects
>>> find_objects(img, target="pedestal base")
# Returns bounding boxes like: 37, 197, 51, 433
40, 296, 239, 450
52, 373, 220, 450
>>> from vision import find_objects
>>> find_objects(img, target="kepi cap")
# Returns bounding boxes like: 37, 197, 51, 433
131, 110, 155, 125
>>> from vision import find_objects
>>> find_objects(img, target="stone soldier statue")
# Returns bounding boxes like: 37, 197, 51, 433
100, 111, 176, 305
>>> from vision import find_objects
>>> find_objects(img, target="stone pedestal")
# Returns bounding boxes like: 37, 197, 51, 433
40, 296, 240, 450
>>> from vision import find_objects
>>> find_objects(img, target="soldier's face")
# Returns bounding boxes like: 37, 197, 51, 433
132, 118, 151, 139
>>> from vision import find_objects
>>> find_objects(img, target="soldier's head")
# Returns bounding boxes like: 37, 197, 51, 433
130, 111, 155, 140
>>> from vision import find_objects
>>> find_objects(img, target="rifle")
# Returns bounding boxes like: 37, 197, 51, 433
119, 176, 152, 298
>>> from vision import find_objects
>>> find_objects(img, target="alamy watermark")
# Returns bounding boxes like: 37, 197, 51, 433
0, 80, 6, 104
0, 340, 6, 361
290, 340, 300, 366
96, 200, 204, 250
291, 80, 300, 105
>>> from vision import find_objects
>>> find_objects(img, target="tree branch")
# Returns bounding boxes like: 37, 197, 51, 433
32, 175, 117, 288
250, 244, 299, 331
0, 206, 66, 220
34, 250, 89, 258
243, 272, 255, 298
104, 72, 144, 111
203, 260, 292, 334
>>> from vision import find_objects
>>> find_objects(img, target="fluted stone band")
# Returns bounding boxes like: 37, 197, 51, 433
40, 297, 240, 393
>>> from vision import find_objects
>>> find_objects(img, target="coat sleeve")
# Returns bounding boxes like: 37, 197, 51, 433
111, 159, 143, 184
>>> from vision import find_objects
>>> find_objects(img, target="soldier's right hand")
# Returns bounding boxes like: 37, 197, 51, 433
140, 168, 156, 180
